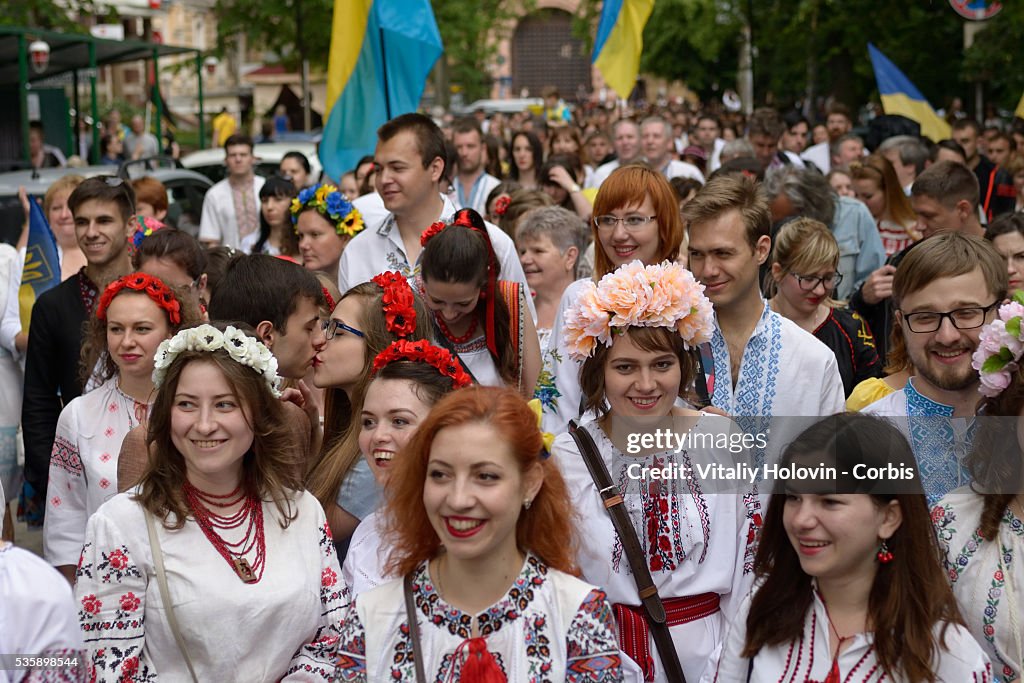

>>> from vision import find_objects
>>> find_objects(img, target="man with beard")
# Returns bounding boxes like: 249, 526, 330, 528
863, 232, 1006, 504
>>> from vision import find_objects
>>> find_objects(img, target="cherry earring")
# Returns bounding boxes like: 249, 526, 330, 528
876, 539, 894, 564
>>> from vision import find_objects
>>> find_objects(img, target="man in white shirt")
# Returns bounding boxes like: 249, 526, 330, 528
589, 119, 642, 188
863, 233, 1006, 504
694, 113, 726, 173
684, 174, 845, 419
801, 103, 853, 173
199, 134, 265, 249
641, 115, 704, 183
338, 114, 533, 319
451, 118, 500, 215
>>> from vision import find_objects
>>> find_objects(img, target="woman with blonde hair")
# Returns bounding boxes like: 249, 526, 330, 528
850, 154, 920, 257
767, 217, 882, 397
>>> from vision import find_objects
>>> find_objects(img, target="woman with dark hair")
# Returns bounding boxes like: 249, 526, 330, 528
334, 386, 622, 681
100, 133, 123, 166
342, 339, 471, 596
250, 175, 299, 257
509, 130, 543, 189
538, 164, 686, 431
134, 227, 210, 314
540, 153, 594, 220
74, 322, 344, 681
44, 274, 199, 581
420, 207, 541, 397
714, 413, 990, 681
308, 274, 433, 550
551, 260, 753, 683
279, 150, 313, 190
935, 302, 1024, 680
985, 211, 1024, 293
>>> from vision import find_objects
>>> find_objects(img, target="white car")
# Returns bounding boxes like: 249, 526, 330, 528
180, 141, 323, 184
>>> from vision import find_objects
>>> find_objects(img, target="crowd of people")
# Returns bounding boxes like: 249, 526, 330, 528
3, 91, 1024, 682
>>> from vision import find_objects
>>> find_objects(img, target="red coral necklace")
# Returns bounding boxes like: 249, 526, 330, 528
435, 313, 479, 344
184, 481, 265, 583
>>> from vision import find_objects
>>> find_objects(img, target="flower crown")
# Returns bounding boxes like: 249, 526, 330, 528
973, 292, 1024, 397
493, 195, 511, 217
321, 286, 336, 313
153, 324, 282, 397
419, 211, 477, 246
132, 215, 166, 249
371, 271, 417, 337
290, 184, 365, 238
371, 339, 473, 389
563, 260, 714, 361
97, 272, 182, 326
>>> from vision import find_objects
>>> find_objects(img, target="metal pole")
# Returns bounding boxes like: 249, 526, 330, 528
73, 69, 81, 161
18, 33, 30, 167
196, 53, 206, 151
152, 47, 163, 148
90, 43, 99, 165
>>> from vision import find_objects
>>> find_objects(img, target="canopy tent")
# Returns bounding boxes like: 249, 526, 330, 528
0, 26, 208, 164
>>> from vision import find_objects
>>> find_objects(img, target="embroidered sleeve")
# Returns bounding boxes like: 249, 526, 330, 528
74, 510, 153, 683
43, 408, 88, 567
283, 517, 346, 681
20, 646, 88, 682
565, 589, 622, 682
333, 597, 368, 682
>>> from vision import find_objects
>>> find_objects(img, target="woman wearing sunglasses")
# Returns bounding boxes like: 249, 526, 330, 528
766, 218, 882, 397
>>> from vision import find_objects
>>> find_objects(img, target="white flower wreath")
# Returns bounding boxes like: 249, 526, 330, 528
152, 324, 282, 397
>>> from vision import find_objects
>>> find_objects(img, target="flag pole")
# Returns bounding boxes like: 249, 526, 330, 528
379, 26, 392, 120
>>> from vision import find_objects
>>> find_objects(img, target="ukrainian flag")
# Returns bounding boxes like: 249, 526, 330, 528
19, 196, 60, 334
592, 0, 654, 100
868, 43, 950, 142
320, 0, 443, 183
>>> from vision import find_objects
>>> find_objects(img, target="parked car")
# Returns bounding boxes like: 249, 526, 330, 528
452, 98, 545, 116
0, 160, 212, 245
180, 141, 323, 185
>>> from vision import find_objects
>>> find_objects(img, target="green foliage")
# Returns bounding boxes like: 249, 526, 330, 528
431, 0, 530, 104
963, 5, 1024, 112
0, 0, 99, 32
213, 0, 333, 71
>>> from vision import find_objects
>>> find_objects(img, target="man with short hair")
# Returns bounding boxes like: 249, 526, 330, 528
780, 111, 810, 157
986, 130, 1016, 169
830, 133, 865, 169
199, 134, 265, 250
952, 118, 1016, 220
338, 114, 533, 319
21, 177, 137, 525
878, 135, 930, 194
864, 233, 1006, 504
590, 119, 642, 188
801, 102, 852, 172
747, 107, 801, 173
451, 118, 500, 215
684, 174, 845, 418
640, 116, 703, 183
851, 160, 985, 363
123, 115, 159, 160
694, 113, 726, 172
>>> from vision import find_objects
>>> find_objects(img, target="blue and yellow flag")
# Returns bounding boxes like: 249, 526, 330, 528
19, 196, 60, 334
592, 0, 654, 100
320, 0, 443, 182
868, 43, 950, 142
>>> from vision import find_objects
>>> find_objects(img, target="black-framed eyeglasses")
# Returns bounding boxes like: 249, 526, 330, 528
322, 318, 364, 340
593, 214, 657, 231
898, 302, 1000, 333
790, 271, 843, 292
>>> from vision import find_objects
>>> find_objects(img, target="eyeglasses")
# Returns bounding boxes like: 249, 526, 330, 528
790, 272, 843, 292
898, 302, 999, 333
322, 318, 364, 340
593, 214, 657, 231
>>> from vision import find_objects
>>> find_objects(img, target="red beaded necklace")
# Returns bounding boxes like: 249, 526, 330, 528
184, 481, 266, 583
435, 312, 479, 344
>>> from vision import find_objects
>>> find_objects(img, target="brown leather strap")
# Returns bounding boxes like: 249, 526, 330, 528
569, 421, 687, 682
403, 573, 428, 683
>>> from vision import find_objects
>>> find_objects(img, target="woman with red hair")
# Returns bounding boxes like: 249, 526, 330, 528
334, 386, 622, 682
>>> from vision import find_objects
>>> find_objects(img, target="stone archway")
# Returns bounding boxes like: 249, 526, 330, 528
511, 8, 591, 99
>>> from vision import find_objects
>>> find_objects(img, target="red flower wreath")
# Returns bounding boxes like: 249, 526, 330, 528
493, 195, 511, 216
420, 220, 447, 246
372, 339, 473, 389
96, 272, 181, 325
321, 286, 336, 313
371, 271, 417, 337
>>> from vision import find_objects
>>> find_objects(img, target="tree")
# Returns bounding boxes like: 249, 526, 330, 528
963, 5, 1024, 113
1, 0, 103, 33
213, 0, 333, 72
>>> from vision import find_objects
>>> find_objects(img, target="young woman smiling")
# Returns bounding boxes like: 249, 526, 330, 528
334, 386, 623, 681
43, 273, 197, 581
551, 260, 754, 683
